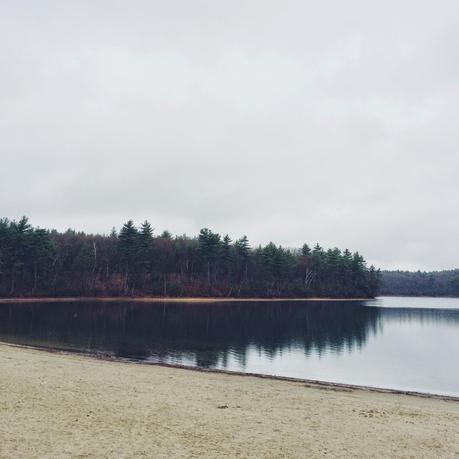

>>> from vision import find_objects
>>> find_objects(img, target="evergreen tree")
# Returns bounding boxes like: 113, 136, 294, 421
235, 235, 250, 294
221, 234, 233, 280
198, 228, 221, 286
160, 230, 172, 240
118, 220, 139, 293
139, 221, 154, 245
30, 228, 54, 293
138, 220, 154, 279
9, 217, 33, 294
301, 243, 311, 257
0, 216, 380, 298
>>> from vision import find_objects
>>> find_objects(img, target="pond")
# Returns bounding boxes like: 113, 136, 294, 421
1, 297, 458, 396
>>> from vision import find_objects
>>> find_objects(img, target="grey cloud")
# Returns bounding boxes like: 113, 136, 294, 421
1, 0, 459, 270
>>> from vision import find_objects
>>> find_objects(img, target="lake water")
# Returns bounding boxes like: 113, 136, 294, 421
1, 297, 458, 396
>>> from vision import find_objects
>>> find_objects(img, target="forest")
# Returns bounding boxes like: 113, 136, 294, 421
381, 270, 459, 297
0, 217, 380, 298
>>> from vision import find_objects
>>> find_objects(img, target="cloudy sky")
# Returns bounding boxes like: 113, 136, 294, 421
1, 1, 458, 270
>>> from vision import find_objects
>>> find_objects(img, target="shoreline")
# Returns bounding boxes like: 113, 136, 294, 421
1, 341, 457, 402
0, 295, 373, 303
2, 342, 458, 458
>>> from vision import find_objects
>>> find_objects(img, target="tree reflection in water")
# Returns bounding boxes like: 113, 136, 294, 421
0, 301, 383, 367
2, 301, 459, 371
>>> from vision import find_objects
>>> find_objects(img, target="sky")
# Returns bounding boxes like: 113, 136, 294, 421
1, 1, 458, 271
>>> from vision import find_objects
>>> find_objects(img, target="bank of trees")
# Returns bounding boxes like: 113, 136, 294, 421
0, 217, 380, 298
381, 270, 459, 297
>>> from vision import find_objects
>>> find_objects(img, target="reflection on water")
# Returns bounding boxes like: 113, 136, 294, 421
1, 297, 458, 396
0, 301, 381, 362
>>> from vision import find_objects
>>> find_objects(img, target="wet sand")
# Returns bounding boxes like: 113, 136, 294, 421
1, 344, 458, 458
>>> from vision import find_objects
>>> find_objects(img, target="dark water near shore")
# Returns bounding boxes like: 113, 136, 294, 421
1, 297, 458, 396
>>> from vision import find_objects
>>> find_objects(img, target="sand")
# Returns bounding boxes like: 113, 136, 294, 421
1, 344, 458, 459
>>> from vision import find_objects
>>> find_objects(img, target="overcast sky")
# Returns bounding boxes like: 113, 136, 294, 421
1, 1, 458, 271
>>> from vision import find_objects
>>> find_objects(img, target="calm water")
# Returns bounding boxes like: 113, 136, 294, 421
1, 297, 458, 396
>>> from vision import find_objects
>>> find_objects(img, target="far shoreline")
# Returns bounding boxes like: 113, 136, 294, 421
0, 296, 374, 304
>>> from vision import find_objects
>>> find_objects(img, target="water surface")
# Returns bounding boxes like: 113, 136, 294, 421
1, 297, 458, 396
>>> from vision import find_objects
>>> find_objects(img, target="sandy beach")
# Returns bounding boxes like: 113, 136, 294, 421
1, 344, 458, 458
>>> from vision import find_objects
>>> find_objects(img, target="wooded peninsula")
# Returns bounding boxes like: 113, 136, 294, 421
381, 270, 459, 297
0, 217, 380, 299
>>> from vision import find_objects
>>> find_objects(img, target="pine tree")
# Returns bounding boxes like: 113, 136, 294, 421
235, 235, 250, 293
140, 221, 154, 244
160, 230, 172, 240
30, 228, 54, 293
118, 220, 139, 293
221, 234, 233, 277
9, 217, 33, 294
235, 235, 250, 259
301, 243, 311, 257
198, 228, 221, 285
138, 220, 154, 280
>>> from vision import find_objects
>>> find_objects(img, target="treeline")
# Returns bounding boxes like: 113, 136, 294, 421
381, 270, 459, 297
0, 217, 380, 298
